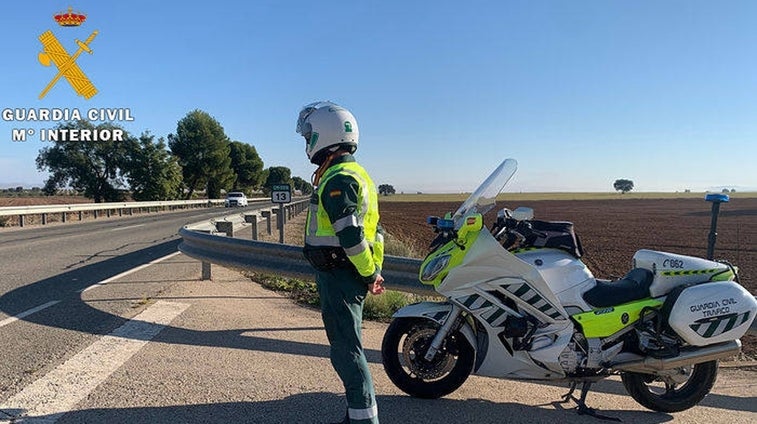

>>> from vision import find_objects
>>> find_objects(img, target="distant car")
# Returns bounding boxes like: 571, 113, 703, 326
224, 192, 248, 207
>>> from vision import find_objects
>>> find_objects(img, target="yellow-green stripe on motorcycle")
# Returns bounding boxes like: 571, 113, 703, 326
661, 268, 736, 281
572, 298, 663, 339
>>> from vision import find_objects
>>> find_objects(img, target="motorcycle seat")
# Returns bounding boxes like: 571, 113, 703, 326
582, 268, 654, 308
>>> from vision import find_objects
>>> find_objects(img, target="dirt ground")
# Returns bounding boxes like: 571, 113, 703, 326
379, 197, 757, 358
0, 196, 91, 207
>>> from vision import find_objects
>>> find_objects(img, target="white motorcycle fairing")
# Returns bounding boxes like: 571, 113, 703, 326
513, 248, 596, 314
437, 229, 574, 379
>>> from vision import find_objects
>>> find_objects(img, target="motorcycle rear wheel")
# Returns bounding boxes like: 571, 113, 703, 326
621, 360, 718, 413
381, 317, 475, 399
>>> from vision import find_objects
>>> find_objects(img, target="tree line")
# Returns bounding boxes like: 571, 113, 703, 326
36, 110, 313, 202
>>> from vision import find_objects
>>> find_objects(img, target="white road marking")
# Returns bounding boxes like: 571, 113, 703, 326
0, 300, 189, 423
0, 301, 61, 328
78, 251, 182, 293
0, 252, 182, 330
108, 224, 146, 232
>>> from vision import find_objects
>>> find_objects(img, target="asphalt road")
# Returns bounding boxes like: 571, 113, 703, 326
0, 205, 268, 406
0, 208, 754, 423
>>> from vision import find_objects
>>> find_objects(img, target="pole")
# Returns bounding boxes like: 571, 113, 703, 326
705, 193, 729, 260
279, 204, 285, 243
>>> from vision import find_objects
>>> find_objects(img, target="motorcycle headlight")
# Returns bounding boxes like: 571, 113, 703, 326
421, 254, 451, 282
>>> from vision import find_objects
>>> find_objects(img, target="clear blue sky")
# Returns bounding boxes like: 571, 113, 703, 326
1, 1, 756, 193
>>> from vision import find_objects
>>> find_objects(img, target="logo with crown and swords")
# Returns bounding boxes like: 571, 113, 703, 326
38, 6, 98, 100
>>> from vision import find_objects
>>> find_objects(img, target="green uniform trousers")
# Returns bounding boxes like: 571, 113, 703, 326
316, 268, 379, 424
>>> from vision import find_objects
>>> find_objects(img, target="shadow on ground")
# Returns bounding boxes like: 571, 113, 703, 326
3, 392, 676, 424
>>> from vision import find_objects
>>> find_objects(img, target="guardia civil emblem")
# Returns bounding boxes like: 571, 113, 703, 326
37, 7, 99, 100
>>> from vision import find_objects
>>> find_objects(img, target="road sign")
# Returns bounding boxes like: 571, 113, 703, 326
271, 184, 291, 204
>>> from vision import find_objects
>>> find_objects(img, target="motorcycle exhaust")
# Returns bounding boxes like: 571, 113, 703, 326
612, 340, 741, 373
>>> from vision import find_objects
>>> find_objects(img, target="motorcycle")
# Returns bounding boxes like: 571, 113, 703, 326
381, 158, 756, 419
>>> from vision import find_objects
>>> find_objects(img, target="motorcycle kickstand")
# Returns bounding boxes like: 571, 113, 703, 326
560, 381, 621, 422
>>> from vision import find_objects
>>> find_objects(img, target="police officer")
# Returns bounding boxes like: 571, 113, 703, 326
296, 101, 385, 424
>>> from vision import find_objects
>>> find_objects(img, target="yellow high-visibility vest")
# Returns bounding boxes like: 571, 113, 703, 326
305, 161, 384, 277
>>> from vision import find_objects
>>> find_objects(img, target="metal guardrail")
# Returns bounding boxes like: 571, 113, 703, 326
0, 198, 274, 227
204, 198, 310, 241
0, 199, 238, 216
178, 227, 429, 294
178, 200, 433, 296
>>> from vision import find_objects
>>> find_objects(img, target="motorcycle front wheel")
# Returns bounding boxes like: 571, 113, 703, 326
381, 317, 475, 399
621, 360, 718, 412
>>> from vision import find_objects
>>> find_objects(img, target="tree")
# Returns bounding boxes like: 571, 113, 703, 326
36, 121, 131, 202
124, 133, 183, 201
263, 166, 292, 196
228, 141, 265, 194
378, 184, 396, 196
292, 176, 313, 195
168, 110, 235, 199
613, 179, 634, 194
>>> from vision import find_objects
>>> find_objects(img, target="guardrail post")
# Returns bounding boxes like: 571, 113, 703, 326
106, 209, 111, 218
41, 213, 47, 225
128, 208, 133, 216
79, 211, 83, 221
201, 261, 212, 280
19, 215, 24, 227
278, 205, 286, 243
94, 210, 98, 219
216, 221, 234, 237
261, 210, 272, 235
62, 212, 67, 223
245, 214, 258, 240
119, 209, 123, 217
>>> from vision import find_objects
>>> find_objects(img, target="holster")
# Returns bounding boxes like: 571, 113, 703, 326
303, 245, 353, 272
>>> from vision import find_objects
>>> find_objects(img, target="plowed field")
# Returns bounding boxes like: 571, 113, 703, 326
380, 197, 757, 357
0, 196, 91, 206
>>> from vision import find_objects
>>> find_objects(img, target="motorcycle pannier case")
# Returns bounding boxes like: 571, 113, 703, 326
666, 281, 757, 346
632, 250, 733, 297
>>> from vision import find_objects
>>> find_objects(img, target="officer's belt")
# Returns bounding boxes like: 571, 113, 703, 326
303, 245, 353, 272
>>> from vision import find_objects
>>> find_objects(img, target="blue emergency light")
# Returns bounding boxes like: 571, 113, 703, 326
705, 193, 729, 203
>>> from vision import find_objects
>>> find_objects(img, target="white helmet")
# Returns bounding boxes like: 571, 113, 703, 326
296, 101, 359, 164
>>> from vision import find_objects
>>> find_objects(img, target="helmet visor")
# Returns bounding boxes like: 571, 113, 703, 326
296, 101, 339, 135
296, 104, 317, 135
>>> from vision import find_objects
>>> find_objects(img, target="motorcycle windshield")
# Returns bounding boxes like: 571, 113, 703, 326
452, 158, 518, 227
